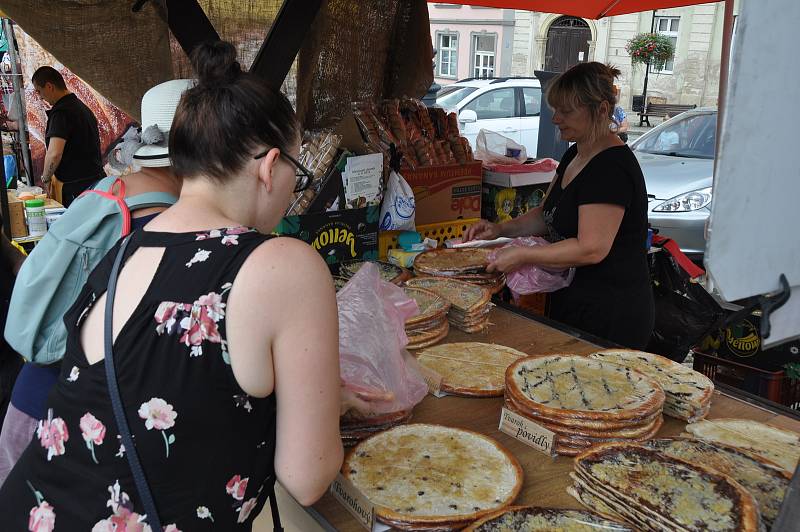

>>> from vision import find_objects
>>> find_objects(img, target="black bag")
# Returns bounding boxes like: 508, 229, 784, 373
646, 239, 725, 362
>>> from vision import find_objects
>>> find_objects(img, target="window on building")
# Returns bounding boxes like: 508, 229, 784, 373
463, 88, 515, 120
473, 34, 496, 78
437, 33, 459, 79
654, 16, 680, 74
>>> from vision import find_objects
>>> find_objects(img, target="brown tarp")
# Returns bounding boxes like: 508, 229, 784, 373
296, 0, 433, 130
0, 0, 433, 130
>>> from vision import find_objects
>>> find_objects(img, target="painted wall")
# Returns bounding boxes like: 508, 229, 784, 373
429, 4, 516, 84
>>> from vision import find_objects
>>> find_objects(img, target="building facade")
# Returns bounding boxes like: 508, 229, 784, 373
430, 2, 740, 111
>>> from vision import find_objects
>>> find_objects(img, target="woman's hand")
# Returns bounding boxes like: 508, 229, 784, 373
340, 383, 395, 417
487, 246, 531, 274
463, 219, 501, 242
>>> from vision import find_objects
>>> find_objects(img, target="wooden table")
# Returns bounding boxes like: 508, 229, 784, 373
311, 306, 800, 531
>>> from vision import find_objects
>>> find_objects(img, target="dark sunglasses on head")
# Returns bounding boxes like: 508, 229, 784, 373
254, 149, 313, 193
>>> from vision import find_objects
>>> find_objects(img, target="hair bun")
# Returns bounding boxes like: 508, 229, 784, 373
191, 41, 242, 87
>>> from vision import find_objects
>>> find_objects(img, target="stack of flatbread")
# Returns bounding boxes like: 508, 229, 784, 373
589, 350, 714, 422
405, 277, 492, 332
343, 424, 523, 530
568, 442, 761, 532
413, 248, 505, 294
643, 438, 792, 529
339, 260, 411, 285
404, 287, 451, 349
339, 409, 413, 448
505, 355, 666, 456
684, 418, 800, 474
464, 506, 631, 531
333, 276, 349, 292
415, 342, 527, 397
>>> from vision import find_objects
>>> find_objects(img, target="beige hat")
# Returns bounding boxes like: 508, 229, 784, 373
132, 79, 194, 168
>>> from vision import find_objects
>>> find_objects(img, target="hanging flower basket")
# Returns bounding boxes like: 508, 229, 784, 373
625, 33, 675, 71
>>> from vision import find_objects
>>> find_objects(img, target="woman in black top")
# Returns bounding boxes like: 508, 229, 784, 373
465, 62, 654, 348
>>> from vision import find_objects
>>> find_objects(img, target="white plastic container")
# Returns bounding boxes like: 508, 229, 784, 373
24, 199, 47, 237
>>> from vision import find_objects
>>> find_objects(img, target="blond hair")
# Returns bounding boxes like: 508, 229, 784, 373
546, 62, 621, 144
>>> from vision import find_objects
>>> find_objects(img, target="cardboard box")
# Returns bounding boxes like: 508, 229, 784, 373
402, 162, 482, 225
275, 205, 379, 267
481, 165, 555, 224
1, 191, 28, 238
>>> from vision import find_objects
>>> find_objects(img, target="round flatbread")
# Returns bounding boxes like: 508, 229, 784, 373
403, 287, 451, 327
339, 260, 406, 283
414, 248, 491, 274
589, 350, 714, 420
643, 438, 792, 528
463, 505, 631, 532
684, 418, 800, 474
572, 443, 760, 532
344, 424, 523, 528
504, 397, 662, 432
406, 322, 450, 350
416, 343, 528, 397
405, 277, 491, 313
506, 355, 665, 422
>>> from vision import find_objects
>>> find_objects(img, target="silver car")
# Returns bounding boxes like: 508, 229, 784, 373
631, 108, 717, 258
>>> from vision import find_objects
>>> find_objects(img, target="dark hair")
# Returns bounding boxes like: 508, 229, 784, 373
546, 62, 621, 142
170, 40, 300, 181
32, 66, 66, 90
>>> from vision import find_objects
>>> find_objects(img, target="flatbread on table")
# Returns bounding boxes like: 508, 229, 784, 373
505, 355, 665, 422
333, 276, 349, 292
415, 343, 528, 397
344, 423, 523, 529
404, 287, 451, 327
589, 349, 713, 421
571, 442, 761, 532
405, 277, 491, 313
413, 248, 491, 274
463, 505, 631, 532
407, 322, 450, 350
684, 418, 800, 474
643, 437, 792, 528
339, 260, 409, 283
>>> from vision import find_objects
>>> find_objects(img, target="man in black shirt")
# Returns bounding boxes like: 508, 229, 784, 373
31, 66, 104, 206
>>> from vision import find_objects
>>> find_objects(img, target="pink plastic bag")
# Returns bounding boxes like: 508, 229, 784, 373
490, 237, 574, 295
336, 263, 428, 414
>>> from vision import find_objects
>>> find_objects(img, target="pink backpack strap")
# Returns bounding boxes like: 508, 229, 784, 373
78, 179, 132, 237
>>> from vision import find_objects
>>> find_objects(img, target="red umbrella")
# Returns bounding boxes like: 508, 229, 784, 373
427, 0, 717, 19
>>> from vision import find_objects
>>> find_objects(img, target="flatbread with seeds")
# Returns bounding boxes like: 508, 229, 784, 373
463, 506, 631, 531
343, 424, 522, 529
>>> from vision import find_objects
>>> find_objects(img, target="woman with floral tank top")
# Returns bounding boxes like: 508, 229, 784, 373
0, 41, 370, 531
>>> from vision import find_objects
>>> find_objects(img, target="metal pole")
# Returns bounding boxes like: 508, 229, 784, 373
3, 19, 32, 185
715, 0, 735, 157
641, 10, 657, 112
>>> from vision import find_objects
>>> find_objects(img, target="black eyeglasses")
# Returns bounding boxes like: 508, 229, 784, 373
254, 149, 314, 193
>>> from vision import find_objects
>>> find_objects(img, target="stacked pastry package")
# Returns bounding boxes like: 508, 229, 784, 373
504, 355, 666, 456
286, 130, 342, 215
413, 248, 505, 294
589, 350, 714, 422
405, 277, 492, 333
352, 98, 474, 170
402, 287, 451, 350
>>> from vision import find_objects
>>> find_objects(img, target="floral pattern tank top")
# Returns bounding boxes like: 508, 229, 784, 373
0, 227, 277, 531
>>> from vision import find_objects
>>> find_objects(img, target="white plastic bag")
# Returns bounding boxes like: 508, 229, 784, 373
475, 129, 527, 165
379, 170, 416, 231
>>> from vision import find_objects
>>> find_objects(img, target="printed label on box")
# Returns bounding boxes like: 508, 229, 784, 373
498, 407, 556, 456
330, 472, 375, 530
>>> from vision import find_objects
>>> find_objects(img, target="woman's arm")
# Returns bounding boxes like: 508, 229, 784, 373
226, 237, 343, 506
487, 203, 625, 272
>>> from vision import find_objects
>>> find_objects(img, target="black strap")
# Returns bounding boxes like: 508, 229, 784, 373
268, 484, 283, 532
104, 235, 163, 532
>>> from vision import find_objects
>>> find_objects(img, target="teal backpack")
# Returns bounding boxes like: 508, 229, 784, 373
5, 176, 177, 364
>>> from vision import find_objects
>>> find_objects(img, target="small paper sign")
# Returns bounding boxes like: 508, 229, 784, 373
330, 472, 375, 530
418, 365, 447, 397
499, 407, 556, 456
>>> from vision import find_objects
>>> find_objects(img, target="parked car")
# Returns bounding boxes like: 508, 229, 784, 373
436, 77, 542, 157
631, 108, 718, 258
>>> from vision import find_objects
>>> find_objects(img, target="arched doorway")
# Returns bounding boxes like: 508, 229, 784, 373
544, 16, 591, 72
